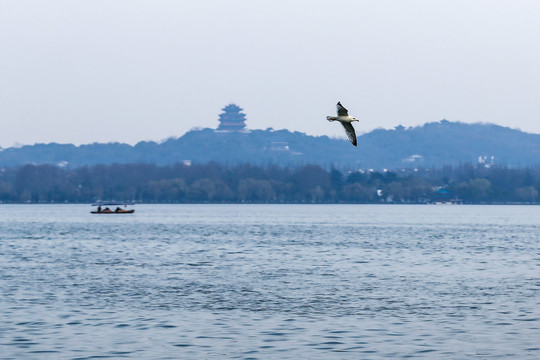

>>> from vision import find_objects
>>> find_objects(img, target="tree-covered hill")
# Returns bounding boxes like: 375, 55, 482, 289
1, 120, 540, 169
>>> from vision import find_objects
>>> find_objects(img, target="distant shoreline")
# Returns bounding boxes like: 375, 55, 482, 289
1, 162, 539, 204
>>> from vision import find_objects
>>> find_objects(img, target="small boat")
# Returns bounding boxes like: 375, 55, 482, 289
91, 201, 135, 214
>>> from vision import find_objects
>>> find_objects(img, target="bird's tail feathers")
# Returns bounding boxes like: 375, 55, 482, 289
327, 116, 338, 122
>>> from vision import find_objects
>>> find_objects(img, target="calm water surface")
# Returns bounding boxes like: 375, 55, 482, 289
0, 204, 539, 359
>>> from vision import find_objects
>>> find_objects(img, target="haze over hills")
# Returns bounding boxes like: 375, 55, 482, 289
1, 120, 540, 169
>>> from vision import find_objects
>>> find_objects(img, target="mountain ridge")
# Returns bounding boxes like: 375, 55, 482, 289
1, 121, 539, 169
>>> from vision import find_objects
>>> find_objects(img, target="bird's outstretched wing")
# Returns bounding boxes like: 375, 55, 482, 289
336, 102, 349, 116
341, 122, 357, 146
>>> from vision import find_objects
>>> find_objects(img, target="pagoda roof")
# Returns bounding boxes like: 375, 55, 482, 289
217, 103, 247, 130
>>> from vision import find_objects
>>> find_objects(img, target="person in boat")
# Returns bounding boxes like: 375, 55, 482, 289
115, 207, 122, 212
97, 205, 102, 213
103, 207, 111, 212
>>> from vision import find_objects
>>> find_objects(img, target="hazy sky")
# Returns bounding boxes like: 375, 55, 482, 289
1, 0, 539, 147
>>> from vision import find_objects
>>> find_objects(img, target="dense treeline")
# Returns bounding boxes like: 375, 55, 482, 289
0, 162, 539, 204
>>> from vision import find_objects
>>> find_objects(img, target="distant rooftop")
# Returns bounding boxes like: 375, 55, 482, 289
216, 104, 247, 132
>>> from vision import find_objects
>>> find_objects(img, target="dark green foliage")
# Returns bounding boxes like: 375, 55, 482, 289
1, 162, 540, 204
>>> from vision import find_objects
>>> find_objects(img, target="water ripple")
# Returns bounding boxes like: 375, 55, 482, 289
1, 204, 539, 359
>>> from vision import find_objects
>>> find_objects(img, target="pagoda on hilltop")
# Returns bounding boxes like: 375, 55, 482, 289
216, 104, 247, 131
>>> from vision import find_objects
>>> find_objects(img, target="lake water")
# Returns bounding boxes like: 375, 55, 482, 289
0, 204, 539, 359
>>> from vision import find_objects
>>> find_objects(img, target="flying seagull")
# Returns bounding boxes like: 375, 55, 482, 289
327, 102, 359, 146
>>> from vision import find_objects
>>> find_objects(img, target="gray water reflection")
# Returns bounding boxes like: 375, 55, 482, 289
0, 204, 539, 359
